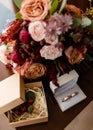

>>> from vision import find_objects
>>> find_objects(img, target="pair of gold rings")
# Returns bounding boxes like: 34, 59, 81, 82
62, 91, 78, 102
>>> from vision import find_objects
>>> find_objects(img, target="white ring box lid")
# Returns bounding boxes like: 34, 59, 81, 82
50, 70, 79, 94
0, 73, 25, 114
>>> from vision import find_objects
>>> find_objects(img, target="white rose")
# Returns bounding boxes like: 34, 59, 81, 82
40, 45, 62, 60
28, 21, 46, 41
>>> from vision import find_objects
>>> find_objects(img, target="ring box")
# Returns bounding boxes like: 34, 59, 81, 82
50, 70, 87, 112
0, 74, 48, 127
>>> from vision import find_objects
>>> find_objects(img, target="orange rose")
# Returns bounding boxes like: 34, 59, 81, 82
20, 0, 51, 22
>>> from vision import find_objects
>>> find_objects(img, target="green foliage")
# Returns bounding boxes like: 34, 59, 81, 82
13, 0, 22, 9
27, 105, 33, 113
81, 16, 92, 28
25, 91, 36, 103
85, 54, 93, 61
50, 0, 58, 14
72, 17, 82, 29
88, 20, 93, 30
58, 0, 67, 14
15, 12, 22, 19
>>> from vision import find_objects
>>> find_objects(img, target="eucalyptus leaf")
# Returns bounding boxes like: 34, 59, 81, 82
13, 0, 22, 9
81, 16, 92, 28
16, 12, 22, 19
50, 0, 58, 14
58, 0, 67, 14
72, 17, 82, 29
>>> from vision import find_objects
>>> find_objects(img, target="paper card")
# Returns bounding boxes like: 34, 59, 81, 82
55, 83, 87, 112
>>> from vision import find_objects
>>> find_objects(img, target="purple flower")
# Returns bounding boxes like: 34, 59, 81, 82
44, 13, 73, 45
60, 14, 73, 33
48, 13, 64, 35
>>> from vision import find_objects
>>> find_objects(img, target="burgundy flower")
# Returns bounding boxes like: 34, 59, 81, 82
11, 50, 25, 65
19, 30, 30, 43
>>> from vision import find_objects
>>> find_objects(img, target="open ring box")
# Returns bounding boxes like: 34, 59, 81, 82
50, 70, 87, 112
0, 73, 48, 128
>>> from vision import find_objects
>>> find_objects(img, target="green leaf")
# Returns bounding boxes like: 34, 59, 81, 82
85, 54, 93, 61
25, 91, 36, 103
88, 20, 93, 30
13, 0, 22, 9
72, 17, 82, 29
50, 0, 58, 14
28, 105, 33, 113
58, 0, 68, 14
15, 12, 22, 19
81, 16, 92, 28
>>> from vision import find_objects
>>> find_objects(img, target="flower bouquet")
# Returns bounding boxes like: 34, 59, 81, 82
0, 0, 93, 85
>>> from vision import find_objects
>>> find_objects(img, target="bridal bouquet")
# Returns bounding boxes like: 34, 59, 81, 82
0, 0, 93, 84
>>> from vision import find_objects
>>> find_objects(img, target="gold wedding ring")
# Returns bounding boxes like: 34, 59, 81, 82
62, 91, 78, 102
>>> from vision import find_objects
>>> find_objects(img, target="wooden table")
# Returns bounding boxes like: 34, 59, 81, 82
0, 0, 93, 130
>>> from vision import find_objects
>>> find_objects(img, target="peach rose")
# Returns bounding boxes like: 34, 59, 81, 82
20, 0, 51, 22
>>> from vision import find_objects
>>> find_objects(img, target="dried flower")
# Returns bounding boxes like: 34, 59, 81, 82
65, 4, 82, 18
15, 62, 46, 79
0, 20, 23, 44
65, 46, 87, 64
